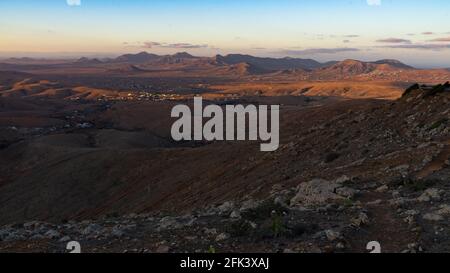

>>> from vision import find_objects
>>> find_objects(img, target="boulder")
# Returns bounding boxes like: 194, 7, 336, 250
417, 188, 442, 202
290, 178, 357, 207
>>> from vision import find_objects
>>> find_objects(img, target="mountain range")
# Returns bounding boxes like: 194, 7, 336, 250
3, 52, 450, 82
73, 51, 414, 73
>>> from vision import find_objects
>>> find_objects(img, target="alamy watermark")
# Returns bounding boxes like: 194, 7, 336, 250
171, 97, 279, 152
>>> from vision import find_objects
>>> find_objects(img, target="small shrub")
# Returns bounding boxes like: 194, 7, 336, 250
271, 213, 285, 238
242, 200, 288, 221
286, 223, 319, 238
428, 118, 448, 131
324, 152, 340, 163
227, 220, 252, 237
106, 212, 120, 218
207, 246, 216, 254
401, 178, 436, 192
343, 198, 354, 208
289, 223, 307, 237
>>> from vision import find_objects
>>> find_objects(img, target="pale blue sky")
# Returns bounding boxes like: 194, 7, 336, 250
1, 0, 450, 67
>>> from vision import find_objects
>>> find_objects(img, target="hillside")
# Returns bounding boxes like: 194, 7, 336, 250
310, 59, 414, 80
214, 54, 325, 70
0, 83, 449, 252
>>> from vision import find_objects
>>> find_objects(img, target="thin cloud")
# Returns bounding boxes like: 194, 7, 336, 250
143, 42, 162, 48
163, 43, 208, 49
141, 41, 208, 49
429, 37, 450, 42
422, 32, 434, 35
278, 48, 360, 55
376, 38, 412, 44
378, 44, 450, 50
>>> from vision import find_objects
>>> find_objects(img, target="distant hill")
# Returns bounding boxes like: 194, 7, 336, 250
114, 52, 160, 63
75, 57, 103, 65
3, 57, 36, 63
171, 52, 196, 59
214, 54, 325, 71
226, 62, 271, 75
0, 70, 33, 81
0, 52, 418, 73
372, 59, 414, 70
110, 64, 148, 73
112, 52, 329, 71
321, 59, 378, 75
315, 59, 415, 79
155, 52, 199, 65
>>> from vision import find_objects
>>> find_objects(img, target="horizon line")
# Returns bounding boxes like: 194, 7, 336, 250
2, 50, 450, 69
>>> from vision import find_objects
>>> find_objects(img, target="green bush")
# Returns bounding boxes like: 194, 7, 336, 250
271, 213, 285, 238
401, 178, 436, 192
242, 200, 288, 221
428, 118, 448, 131
227, 220, 252, 237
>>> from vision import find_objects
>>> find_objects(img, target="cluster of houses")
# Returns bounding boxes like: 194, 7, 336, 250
70, 91, 181, 102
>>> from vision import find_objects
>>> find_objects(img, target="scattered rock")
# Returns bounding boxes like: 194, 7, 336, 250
3, 233, 25, 242
394, 164, 410, 171
59, 236, 71, 243
82, 224, 102, 236
392, 191, 401, 199
423, 205, 450, 221
23, 221, 41, 229
230, 210, 241, 219
325, 230, 342, 242
375, 185, 389, 193
239, 199, 261, 212
423, 213, 443, 221
44, 229, 61, 239
436, 204, 450, 215
351, 213, 370, 227
203, 228, 218, 236
336, 187, 358, 199
215, 233, 229, 242
367, 199, 383, 206
417, 188, 441, 202
336, 242, 346, 250
290, 178, 356, 207
158, 217, 181, 230
273, 196, 289, 208
155, 245, 170, 253
334, 175, 352, 184
111, 226, 126, 237
217, 202, 235, 215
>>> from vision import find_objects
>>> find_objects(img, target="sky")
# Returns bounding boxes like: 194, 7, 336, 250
1, 0, 450, 67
